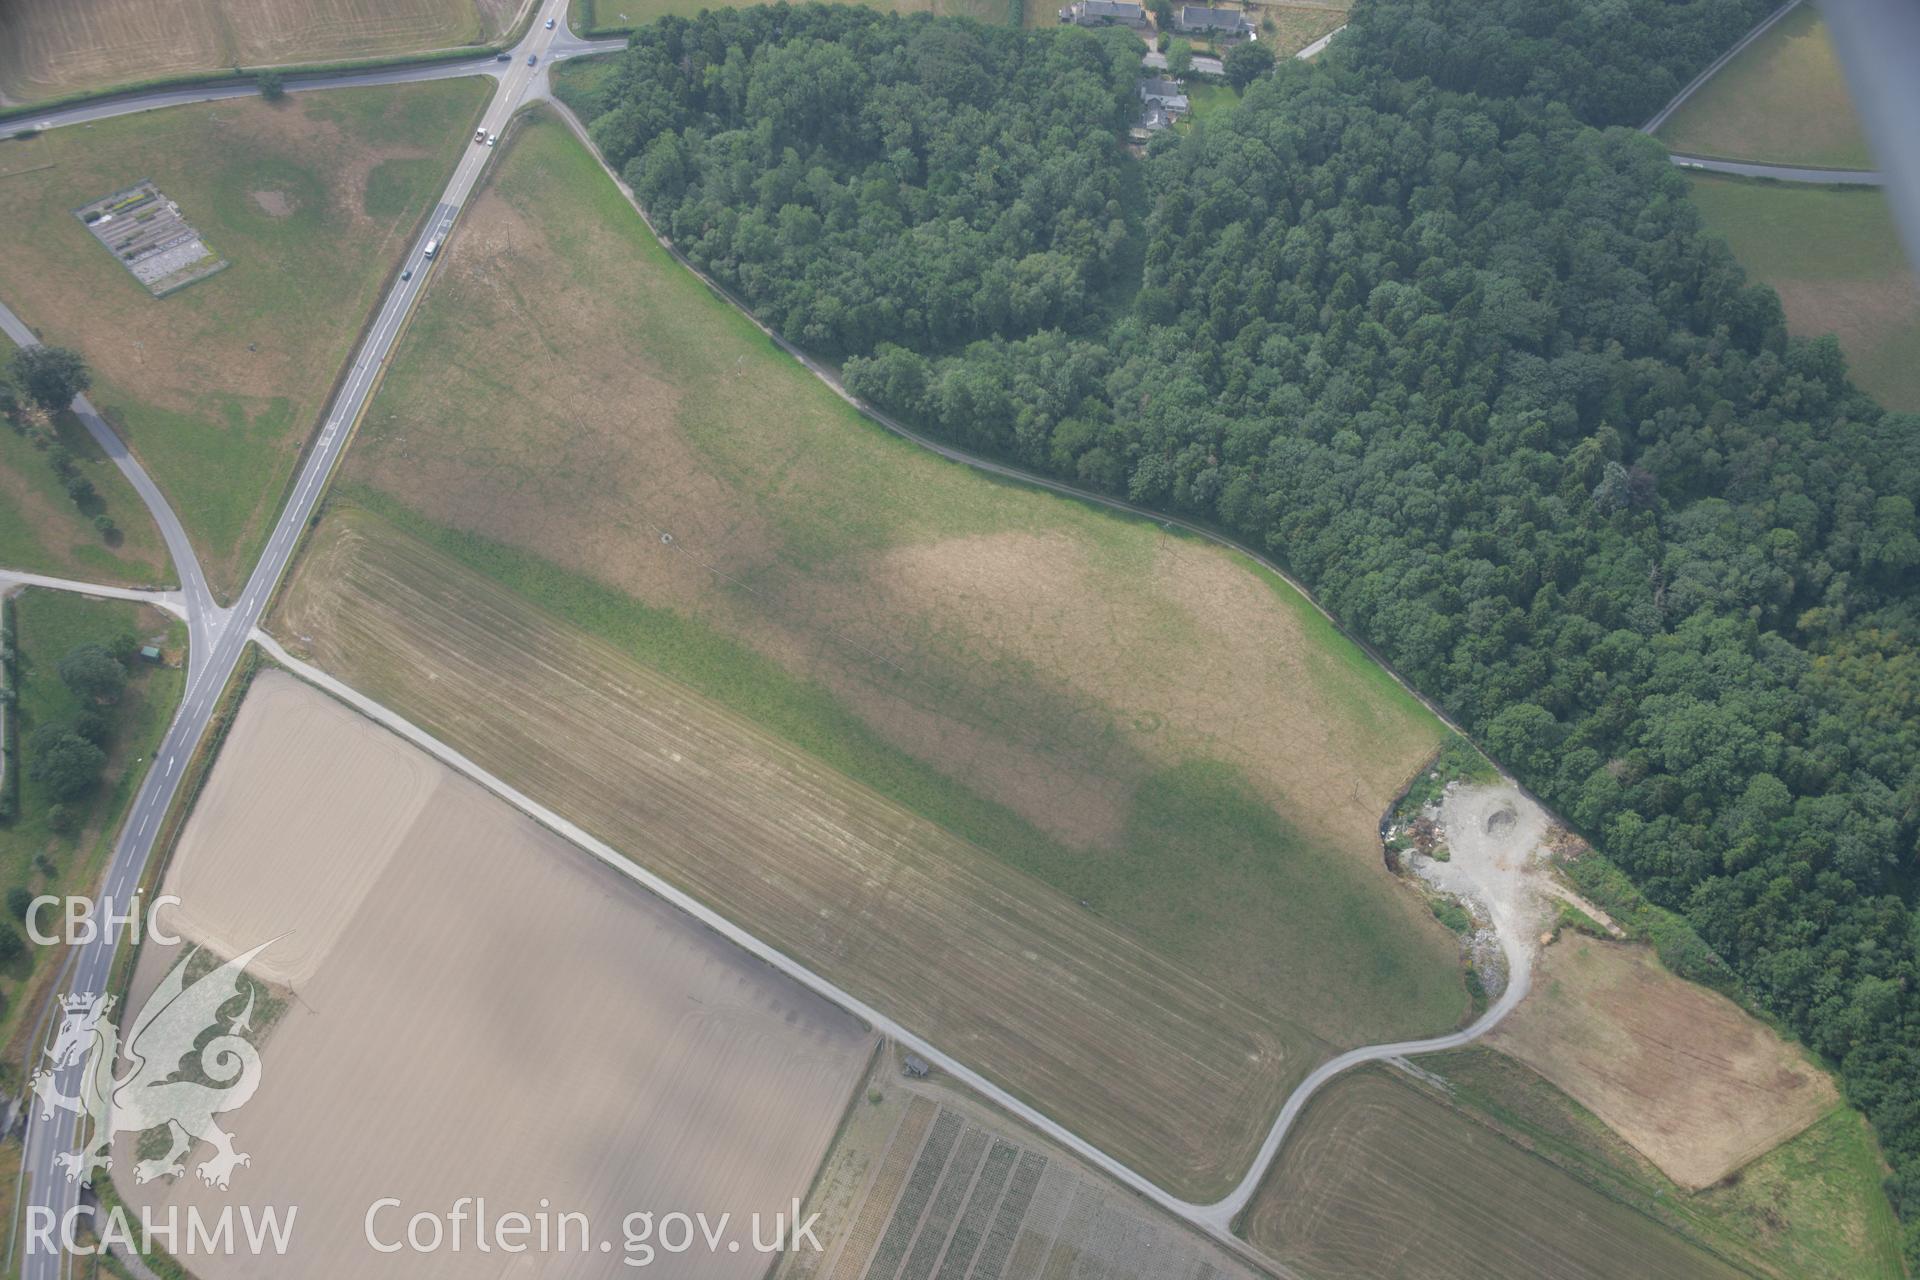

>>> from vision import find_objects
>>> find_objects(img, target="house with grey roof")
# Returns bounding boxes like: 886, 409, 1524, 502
1060, 0, 1149, 27
1137, 76, 1190, 132
1175, 4, 1255, 37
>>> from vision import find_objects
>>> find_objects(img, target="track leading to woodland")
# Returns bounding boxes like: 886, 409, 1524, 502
543, 89, 1544, 1234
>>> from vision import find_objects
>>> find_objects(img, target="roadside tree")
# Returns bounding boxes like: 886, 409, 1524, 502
26, 726, 105, 801
7, 346, 91, 413
1223, 41, 1274, 90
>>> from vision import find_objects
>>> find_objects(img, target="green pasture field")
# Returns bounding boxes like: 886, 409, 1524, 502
0, 78, 489, 598
1404, 1049, 1904, 1280
0, 338, 172, 587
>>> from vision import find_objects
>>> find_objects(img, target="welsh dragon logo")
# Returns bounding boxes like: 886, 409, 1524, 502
31, 939, 274, 1191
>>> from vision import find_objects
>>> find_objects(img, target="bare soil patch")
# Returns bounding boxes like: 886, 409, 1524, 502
1489, 934, 1837, 1189
117, 671, 874, 1278
249, 189, 295, 217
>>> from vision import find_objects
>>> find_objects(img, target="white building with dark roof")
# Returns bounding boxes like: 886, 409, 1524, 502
1060, 0, 1149, 27
1175, 4, 1255, 37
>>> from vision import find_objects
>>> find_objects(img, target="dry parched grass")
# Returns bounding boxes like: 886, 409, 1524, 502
345, 113, 1465, 1054
1657, 6, 1872, 169
276, 513, 1321, 1200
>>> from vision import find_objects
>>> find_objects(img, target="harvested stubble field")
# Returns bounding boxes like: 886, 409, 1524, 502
1656, 6, 1872, 169
1686, 174, 1919, 413
1245, 1066, 1749, 1280
1417, 1048, 1905, 1280
1488, 933, 1836, 1190
283, 111, 1472, 1194
0, 79, 488, 596
118, 671, 874, 1279
277, 512, 1316, 1199
0, 0, 515, 105
780, 1051, 1257, 1280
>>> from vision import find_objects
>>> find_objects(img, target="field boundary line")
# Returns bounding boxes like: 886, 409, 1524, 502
1642, 0, 1803, 135
249, 629, 1299, 1266
1668, 154, 1883, 184
0, 49, 501, 125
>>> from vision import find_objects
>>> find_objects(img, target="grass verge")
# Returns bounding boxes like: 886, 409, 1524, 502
0, 589, 183, 1070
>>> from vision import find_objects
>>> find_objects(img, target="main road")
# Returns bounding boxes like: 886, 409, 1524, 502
14, 4, 615, 1274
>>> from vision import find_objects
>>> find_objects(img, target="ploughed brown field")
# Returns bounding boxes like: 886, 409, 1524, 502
116, 671, 874, 1279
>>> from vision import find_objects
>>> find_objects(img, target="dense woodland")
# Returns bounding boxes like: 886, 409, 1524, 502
573, 4, 1920, 1259
1339, 0, 1777, 127
586, 8, 1141, 354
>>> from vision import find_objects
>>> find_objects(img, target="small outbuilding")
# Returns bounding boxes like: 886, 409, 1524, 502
903, 1054, 932, 1078
138, 645, 163, 664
